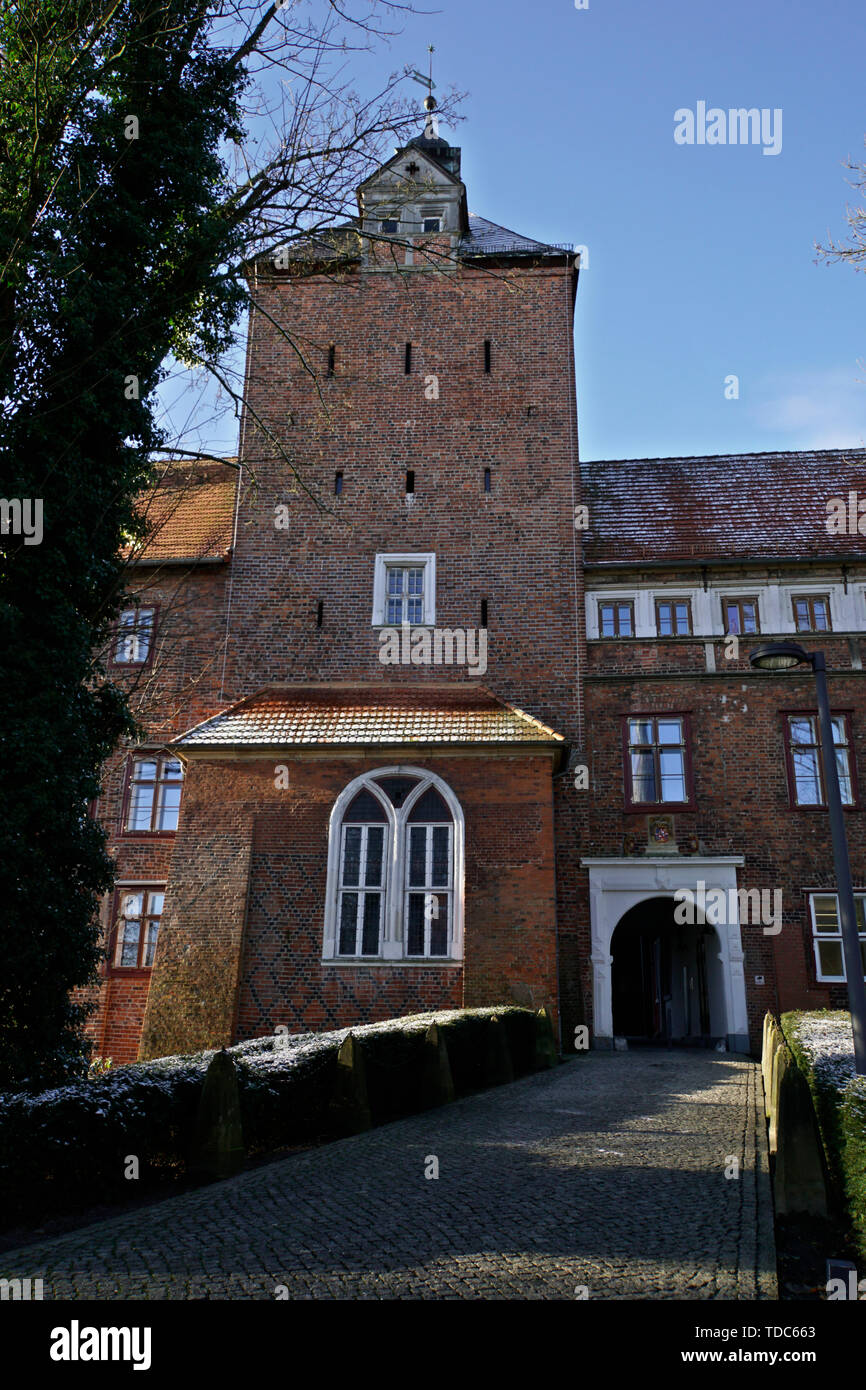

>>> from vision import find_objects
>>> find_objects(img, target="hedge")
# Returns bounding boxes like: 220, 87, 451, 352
0, 1006, 545, 1228
781, 1010, 866, 1258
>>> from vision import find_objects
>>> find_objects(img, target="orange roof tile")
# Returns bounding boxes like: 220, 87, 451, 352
173, 684, 566, 750
126, 459, 238, 564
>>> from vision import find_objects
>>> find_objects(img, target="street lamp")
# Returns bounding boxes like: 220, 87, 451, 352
750, 641, 866, 1074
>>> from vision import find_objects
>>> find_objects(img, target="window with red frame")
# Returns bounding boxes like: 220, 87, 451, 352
113, 888, 164, 968
114, 606, 155, 665
784, 713, 855, 807
625, 715, 691, 807
124, 755, 184, 832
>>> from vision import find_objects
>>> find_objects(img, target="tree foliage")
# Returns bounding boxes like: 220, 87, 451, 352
0, 0, 448, 1089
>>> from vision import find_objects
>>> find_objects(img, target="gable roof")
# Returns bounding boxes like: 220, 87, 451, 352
127, 459, 238, 566
581, 447, 866, 566
172, 683, 566, 752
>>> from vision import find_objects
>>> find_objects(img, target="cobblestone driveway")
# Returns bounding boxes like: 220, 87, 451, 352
2, 1050, 777, 1299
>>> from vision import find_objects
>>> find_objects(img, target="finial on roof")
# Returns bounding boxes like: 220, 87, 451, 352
410, 45, 439, 139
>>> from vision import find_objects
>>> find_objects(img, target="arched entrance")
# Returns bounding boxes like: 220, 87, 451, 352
581, 856, 750, 1052
611, 896, 724, 1045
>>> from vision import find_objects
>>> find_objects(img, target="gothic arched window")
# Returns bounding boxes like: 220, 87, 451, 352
323, 768, 464, 962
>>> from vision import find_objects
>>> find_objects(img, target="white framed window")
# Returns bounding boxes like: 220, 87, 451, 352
372, 552, 435, 626
114, 606, 155, 664
809, 892, 866, 982
323, 768, 464, 963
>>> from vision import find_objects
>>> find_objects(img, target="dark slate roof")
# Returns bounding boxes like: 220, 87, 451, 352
581, 447, 866, 565
264, 214, 569, 269
173, 684, 565, 750
460, 215, 571, 258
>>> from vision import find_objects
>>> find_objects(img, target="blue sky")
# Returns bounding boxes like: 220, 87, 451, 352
162, 0, 866, 463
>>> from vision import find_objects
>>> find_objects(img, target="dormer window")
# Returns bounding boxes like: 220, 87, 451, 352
380, 217, 399, 233
423, 216, 441, 233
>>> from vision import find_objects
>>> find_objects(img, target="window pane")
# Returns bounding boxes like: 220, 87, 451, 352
407, 894, 425, 954
143, 920, 159, 967
407, 595, 423, 624
630, 751, 656, 802
836, 748, 854, 806
857, 898, 866, 933
386, 596, 402, 624
814, 599, 829, 631
365, 826, 384, 886
345, 789, 387, 822
795, 599, 810, 631
789, 717, 816, 745
128, 783, 154, 830
813, 896, 839, 933
148, 892, 164, 916
342, 827, 362, 886
361, 893, 381, 954
431, 826, 450, 885
408, 569, 424, 595
134, 759, 158, 781
600, 605, 615, 637
658, 603, 672, 635
429, 896, 448, 956
163, 759, 183, 781
617, 604, 632, 636
409, 826, 427, 887
742, 602, 757, 634
675, 603, 689, 633
657, 719, 683, 745
120, 920, 141, 967
817, 940, 844, 978
724, 603, 740, 635
659, 748, 686, 801
792, 747, 822, 804
387, 569, 403, 595
830, 717, 847, 746
629, 720, 653, 745
338, 893, 358, 954
156, 784, 182, 831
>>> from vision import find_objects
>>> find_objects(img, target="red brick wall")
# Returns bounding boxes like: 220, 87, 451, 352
139, 750, 560, 1055
581, 618, 866, 1048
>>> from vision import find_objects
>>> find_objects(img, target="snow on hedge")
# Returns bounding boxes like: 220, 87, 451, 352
786, 1010, 858, 1096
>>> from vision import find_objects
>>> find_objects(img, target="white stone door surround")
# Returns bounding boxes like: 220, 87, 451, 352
581, 856, 750, 1053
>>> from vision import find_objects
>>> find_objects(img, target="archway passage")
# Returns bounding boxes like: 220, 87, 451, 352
611, 896, 722, 1046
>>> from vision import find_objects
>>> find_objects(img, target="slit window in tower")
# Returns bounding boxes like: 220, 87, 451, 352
484, 339, 491, 373
483, 468, 491, 493
406, 470, 415, 495
404, 343, 412, 374
327, 345, 335, 377
317, 601, 324, 628
334, 472, 343, 496
481, 599, 488, 628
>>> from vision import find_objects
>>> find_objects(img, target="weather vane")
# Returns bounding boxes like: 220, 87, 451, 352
410, 45, 436, 101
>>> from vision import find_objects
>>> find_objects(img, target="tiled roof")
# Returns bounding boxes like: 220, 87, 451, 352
581, 447, 866, 565
173, 684, 566, 750
460, 215, 571, 258
128, 460, 238, 564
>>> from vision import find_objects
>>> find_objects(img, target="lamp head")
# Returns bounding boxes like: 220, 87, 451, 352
749, 642, 811, 672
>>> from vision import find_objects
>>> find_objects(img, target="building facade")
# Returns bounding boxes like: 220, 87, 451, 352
86, 119, 866, 1065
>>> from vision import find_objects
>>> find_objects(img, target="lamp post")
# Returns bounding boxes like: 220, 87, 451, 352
750, 641, 866, 1074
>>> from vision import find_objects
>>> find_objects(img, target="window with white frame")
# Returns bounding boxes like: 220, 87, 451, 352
325, 770, 463, 961
809, 892, 866, 982
372, 553, 435, 626
114, 606, 155, 664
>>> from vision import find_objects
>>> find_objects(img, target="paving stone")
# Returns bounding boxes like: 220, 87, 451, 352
0, 1050, 777, 1300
